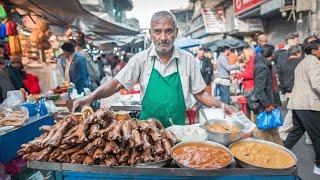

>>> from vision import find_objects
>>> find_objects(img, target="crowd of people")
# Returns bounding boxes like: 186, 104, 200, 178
57, 41, 128, 94
0, 44, 29, 103
194, 32, 320, 174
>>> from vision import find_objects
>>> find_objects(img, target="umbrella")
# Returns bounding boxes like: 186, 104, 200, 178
174, 37, 201, 49
204, 39, 248, 51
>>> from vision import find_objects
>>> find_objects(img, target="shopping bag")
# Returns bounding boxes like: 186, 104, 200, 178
256, 108, 283, 130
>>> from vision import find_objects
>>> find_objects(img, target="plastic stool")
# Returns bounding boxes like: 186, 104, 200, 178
186, 109, 196, 125
237, 96, 247, 114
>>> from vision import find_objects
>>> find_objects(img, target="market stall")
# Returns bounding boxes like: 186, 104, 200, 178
0, 115, 54, 163
17, 107, 300, 180
27, 161, 298, 179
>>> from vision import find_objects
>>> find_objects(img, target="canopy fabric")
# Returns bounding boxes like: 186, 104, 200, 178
9, 0, 139, 35
203, 38, 248, 51
174, 37, 201, 49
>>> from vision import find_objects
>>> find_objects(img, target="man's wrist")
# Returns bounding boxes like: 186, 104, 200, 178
220, 103, 225, 110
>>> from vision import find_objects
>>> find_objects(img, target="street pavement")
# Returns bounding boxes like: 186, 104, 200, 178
292, 134, 319, 180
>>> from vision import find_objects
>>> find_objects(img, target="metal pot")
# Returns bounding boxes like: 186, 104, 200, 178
171, 140, 233, 170
201, 119, 245, 146
229, 138, 297, 169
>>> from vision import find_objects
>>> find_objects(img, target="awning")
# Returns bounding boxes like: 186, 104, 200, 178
203, 38, 248, 51
174, 37, 201, 49
93, 34, 145, 47
9, 0, 139, 35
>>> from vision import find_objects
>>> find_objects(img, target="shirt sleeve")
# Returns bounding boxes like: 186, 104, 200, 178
238, 58, 254, 80
254, 67, 272, 106
79, 56, 89, 88
114, 55, 141, 89
190, 55, 206, 94
221, 56, 239, 72
308, 60, 320, 95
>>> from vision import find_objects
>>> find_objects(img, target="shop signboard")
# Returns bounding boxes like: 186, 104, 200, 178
234, 0, 262, 15
201, 8, 226, 33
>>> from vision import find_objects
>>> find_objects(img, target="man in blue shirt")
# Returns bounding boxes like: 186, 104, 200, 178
255, 34, 268, 56
61, 42, 89, 93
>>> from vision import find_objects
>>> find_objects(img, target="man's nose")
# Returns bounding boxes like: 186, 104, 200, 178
160, 31, 167, 41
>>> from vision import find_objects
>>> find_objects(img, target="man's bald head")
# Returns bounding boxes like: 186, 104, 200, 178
150, 11, 177, 29
258, 34, 268, 46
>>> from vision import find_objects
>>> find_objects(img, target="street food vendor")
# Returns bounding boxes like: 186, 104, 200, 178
73, 11, 235, 127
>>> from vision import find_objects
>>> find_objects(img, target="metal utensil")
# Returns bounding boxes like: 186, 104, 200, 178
201, 119, 245, 146
229, 138, 297, 169
171, 140, 233, 170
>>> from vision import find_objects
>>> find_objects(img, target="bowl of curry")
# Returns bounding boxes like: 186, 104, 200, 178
171, 141, 233, 169
229, 138, 297, 169
202, 119, 245, 145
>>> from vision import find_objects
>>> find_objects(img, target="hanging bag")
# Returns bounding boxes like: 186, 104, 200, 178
0, 5, 7, 19
8, 35, 21, 55
0, 23, 6, 38
256, 108, 283, 130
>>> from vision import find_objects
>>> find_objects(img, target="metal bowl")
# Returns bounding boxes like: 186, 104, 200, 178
229, 138, 297, 169
201, 119, 245, 146
171, 140, 233, 170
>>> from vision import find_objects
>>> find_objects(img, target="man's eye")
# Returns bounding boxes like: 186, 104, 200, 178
154, 30, 161, 34
165, 29, 173, 34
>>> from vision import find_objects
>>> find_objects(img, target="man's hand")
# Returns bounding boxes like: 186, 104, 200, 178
224, 104, 236, 115
72, 94, 94, 113
241, 126, 255, 139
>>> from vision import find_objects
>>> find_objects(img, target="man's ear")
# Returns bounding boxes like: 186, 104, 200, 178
175, 28, 179, 38
149, 29, 153, 41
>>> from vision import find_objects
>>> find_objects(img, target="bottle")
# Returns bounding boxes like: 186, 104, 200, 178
38, 97, 48, 116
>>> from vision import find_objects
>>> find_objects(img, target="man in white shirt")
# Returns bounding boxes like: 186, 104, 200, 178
73, 11, 234, 127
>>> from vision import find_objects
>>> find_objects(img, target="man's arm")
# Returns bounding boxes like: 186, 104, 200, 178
221, 56, 239, 72
72, 55, 141, 112
90, 79, 124, 101
254, 67, 272, 106
194, 90, 234, 114
308, 59, 320, 95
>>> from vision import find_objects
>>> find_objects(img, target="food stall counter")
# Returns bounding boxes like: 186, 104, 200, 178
0, 115, 54, 163
28, 161, 299, 180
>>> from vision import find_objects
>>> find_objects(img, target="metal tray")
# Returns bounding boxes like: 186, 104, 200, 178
229, 138, 297, 169
135, 158, 172, 168
171, 140, 233, 170
27, 161, 298, 177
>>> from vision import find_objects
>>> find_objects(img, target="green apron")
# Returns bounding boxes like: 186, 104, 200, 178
140, 57, 186, 128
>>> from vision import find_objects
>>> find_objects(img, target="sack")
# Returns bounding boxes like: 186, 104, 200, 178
256, 108, 283, 130
23, 74, 41, 94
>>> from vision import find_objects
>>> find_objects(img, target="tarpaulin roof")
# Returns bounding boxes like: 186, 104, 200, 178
203, 38, 248, 51
174, 37, 201, 49
9, 0, 139, 35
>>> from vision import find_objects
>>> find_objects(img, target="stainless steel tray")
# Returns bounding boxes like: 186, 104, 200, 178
135, 158, 172, 168
27, 161, 298, 176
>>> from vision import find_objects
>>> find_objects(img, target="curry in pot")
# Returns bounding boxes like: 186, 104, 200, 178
172, 143, 232, 169
231, 141, 295, 169
206, 123, 240, 133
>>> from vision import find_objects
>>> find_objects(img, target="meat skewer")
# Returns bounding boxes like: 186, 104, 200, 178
19, 107, 176, 166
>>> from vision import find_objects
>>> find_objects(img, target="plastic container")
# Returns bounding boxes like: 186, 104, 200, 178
21, 102, 38, 117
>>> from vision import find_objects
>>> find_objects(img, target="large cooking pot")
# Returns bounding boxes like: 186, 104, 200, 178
201, 119, 245, 146
171, 140, 233, 170
229, 138, 297, 169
